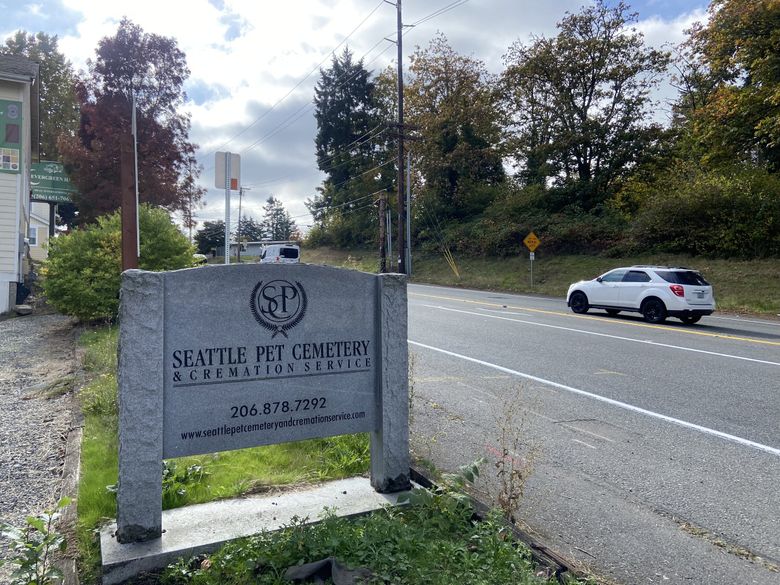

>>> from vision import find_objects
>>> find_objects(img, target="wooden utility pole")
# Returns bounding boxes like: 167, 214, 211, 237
395, 0, 406, 275
120, 131, 138, 271
378, 191, 387, 273
237, 186, 250, 263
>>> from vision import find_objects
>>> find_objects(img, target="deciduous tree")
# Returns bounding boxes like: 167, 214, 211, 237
403, 34, 505, 222
501, 1, 669, 209
2, 31, 79, 161
59, 19, 203, 224
685, 0, 780, 169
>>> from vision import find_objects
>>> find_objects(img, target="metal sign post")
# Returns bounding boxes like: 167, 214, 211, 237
215, 152, 240, 265
224, 152, 230, 265
523, 232, 541, 287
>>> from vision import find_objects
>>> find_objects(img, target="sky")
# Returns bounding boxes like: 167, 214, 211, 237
0, 0, 710, 233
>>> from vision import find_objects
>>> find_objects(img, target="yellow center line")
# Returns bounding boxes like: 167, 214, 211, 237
409, 292, 780, 347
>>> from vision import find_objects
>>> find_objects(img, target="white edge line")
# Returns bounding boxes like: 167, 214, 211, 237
709, 314, 780, 327
572, 439, 598, 450
409, 340, 780, 458
424, 304, 780, 367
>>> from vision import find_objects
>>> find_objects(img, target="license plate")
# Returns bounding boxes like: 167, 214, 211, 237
696, 291, 705, 298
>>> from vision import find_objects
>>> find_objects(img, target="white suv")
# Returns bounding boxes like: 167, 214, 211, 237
566, 266, 715, 325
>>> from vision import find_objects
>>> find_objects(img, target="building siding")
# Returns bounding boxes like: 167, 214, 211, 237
0, 172, 18, 273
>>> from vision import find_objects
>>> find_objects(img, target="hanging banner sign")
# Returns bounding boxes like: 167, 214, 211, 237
30, 161, 78, 203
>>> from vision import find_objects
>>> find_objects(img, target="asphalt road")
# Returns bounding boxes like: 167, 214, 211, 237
407, 283, 780, 585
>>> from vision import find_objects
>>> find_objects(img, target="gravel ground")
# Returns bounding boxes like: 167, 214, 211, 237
0, 311, 79, 579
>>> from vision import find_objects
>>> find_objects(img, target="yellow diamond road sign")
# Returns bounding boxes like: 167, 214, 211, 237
523, 232, 540, 252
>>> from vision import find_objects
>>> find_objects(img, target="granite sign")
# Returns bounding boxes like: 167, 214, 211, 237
117, 264, 409, 543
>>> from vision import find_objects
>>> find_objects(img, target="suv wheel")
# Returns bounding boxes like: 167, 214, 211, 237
641, 298, 667, 324
679, 315, 701, 325
570, 291, 589, 314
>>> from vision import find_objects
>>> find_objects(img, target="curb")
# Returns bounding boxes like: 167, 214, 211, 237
60, 387, 85, 585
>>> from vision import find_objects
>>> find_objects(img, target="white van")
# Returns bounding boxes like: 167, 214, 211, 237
259, 243, 300, 264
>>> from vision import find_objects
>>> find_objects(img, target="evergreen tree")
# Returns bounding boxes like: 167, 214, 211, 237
194, 220, 226, 255
261, 197, 297, 241
308, 48, 386, 246
237, 216, 264, 242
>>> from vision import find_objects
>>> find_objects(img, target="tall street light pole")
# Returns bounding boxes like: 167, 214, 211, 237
396, 0, 406, 275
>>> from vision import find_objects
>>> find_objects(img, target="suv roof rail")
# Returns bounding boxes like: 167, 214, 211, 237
631, 265, 693, 270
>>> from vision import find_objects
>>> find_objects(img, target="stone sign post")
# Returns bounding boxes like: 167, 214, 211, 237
117, 264, 409, 543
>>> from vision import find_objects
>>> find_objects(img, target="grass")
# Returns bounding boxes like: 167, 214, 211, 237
159, 493, 559, 585
301, 246, 780, 315
75, 327, 370, 583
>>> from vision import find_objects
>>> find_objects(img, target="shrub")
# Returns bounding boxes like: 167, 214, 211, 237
423, 184, 627, 256
43, 205, 194, 321
630, 164, 780, 258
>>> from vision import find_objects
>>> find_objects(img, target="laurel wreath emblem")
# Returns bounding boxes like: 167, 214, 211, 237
250, 280, 307, 338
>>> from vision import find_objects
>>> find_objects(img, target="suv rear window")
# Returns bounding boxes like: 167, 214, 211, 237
655, 270, 710, 286
280, 247, 299, 259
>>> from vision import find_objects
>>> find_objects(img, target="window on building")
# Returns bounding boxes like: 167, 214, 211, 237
5, 123, 20, 144
28, 226, 37, 246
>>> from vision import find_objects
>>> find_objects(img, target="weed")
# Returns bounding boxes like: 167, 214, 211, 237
489, 384, 540, 522
79, 327, 117, 374
0, 497, 71, 585
408, 352, 417, 427
161, 461, 211, 509
105, 461, 211, 510
401, 459, 484, 532
161, 497, 557, 585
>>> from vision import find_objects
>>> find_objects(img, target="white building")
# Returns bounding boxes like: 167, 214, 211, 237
28, 202, 51, 262
0, 54, 39, 314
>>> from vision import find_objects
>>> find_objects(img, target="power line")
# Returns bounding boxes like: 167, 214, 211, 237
236, 38, 395, 158
408, 0, 470, 27
329, 157, 394, 190
201, 0, 470, 174
291, 185, 392, 221
200, 0, 386, 164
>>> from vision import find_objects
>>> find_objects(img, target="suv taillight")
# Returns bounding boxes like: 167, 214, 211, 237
670, 284, 684, 297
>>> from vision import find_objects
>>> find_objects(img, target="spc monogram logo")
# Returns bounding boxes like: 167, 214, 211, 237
250, 280, 307, 338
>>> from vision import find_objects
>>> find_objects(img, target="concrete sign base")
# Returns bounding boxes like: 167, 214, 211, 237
100, 477, 412, 585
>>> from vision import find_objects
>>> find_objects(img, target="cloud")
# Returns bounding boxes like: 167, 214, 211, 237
635, 7, 708, 49
5, 0, 710, 230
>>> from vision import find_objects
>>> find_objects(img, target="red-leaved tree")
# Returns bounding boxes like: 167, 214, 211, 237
59, 18, 202, 225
